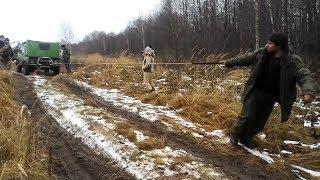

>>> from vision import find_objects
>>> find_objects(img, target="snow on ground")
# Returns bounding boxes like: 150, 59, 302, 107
206, 130, 225, 139
304, 118, 320, 128
291, 165, 320, 177
294, 99, 320, 128
280, 150, 293, 155
283, 140, 320, 149
32, 76, 227, 180
75, 80, 196, 128
239, 144, 274, 164
134, 130, 148, 142
74, 79, 276, 164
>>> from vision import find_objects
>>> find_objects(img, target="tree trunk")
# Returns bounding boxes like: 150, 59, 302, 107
102, 35, 107, 54
126, 35, 130, 51
141, 23, 146, 50
268, 0, 274, 31
255, 0, 260, 49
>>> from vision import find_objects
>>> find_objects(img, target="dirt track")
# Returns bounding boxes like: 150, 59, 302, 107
10, 72, 298, 180
61, 77, 298, 180
12, 73, 134, 180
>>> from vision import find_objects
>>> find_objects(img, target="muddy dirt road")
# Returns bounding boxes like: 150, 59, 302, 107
12, 73, 133, 180
11, 73, 300, 179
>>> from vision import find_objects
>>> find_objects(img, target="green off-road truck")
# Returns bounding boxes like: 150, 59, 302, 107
14, 40, 61, 75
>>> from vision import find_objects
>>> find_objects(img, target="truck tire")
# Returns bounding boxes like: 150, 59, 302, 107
21, 63, 31, 76
17, 64, 22, 73
52, 66, 60, 75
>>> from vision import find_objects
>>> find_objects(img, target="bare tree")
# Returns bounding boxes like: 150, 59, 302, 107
254, 0, 260, 49
133, 18, 146, 50
58, 22, 75, 45
267, 0, 274, 31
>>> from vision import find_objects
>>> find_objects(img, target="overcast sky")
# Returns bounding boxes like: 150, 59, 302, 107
2, 0, 161, 43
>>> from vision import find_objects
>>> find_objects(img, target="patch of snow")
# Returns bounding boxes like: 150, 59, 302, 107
305, 143, 320, 149
280, 150, 292, 155
258, 133, 267, 141
284, 140, 300, 145
156, 79, 167, 83
304, 119, 320, 128
206, 130, 225, 138
239, 144, 274, 164
291, 165, 320, 177
134, 130, 148, 142
284, 140, 320, 149
192, 133, 204, 138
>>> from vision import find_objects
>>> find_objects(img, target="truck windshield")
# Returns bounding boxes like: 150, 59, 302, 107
39, 43, 50, 50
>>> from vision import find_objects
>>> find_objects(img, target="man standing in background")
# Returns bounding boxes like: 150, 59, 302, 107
142, 46, 155, 93
60, 44, 72, 73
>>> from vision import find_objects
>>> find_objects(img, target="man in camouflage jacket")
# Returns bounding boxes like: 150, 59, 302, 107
60, 44, 71, 73
224, 32, 317, 148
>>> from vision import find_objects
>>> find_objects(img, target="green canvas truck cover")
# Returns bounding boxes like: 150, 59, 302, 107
24, 40, 60, 58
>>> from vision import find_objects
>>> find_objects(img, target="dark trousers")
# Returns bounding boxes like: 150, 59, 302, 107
63, 58, 71, 73
231, 88, 276, 141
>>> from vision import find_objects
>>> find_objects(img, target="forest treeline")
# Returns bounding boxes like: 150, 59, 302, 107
72, 0, 320, 70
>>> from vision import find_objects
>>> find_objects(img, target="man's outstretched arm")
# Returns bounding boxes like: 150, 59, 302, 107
224, 50, 259, 68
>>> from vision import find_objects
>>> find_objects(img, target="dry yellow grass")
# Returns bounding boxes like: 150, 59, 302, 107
136, 137, 166, 151
68, 54, 319, 171
115, 122, 167, 151
114, 122, 137, 142
0, 71, 49, 179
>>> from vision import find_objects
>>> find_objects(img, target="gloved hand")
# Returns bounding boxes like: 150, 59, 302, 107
303, 94, 315, 104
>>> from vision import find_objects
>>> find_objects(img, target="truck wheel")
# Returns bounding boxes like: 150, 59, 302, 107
44, 69, 50, 75
21, 63, 30, 76
52, 66, 60, 75
17, 65, 22, 73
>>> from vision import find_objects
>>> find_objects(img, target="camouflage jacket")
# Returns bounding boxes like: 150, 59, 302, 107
142, 55, 155, 72
225, 48, 317, 122
61, 48, 71, 59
